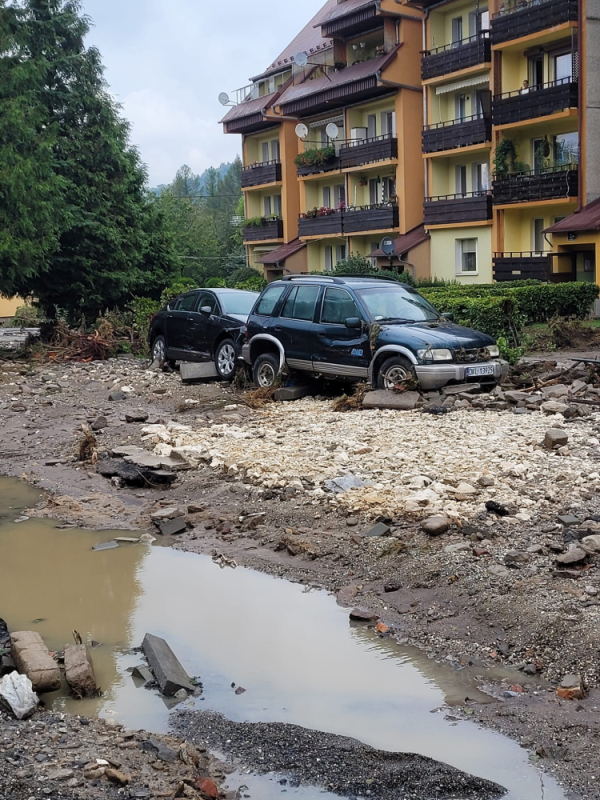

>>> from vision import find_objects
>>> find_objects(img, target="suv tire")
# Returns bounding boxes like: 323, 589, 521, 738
215, 339, 237, 381
377, 355, 415, 391
253, 353, 279, 389
151, 335, 175, 368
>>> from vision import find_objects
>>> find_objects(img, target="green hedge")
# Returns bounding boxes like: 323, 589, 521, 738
425, 294, 520, 340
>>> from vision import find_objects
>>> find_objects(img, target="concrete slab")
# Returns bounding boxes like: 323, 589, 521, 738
274, 386, 312, 402
362, 390, 420, 411
92, 541, 119, 551
10, 631, 61, 693
180, 361, 218, 383
141, 633, 194, 696
64, 644, 96, 697
155, 517, 187, 537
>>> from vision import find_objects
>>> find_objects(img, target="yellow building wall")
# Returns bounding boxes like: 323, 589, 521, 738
430, 225, 493, 282
304, 176, 347, 210
347, 97, 396, 137
244, 130, 281, 164
246, 188, 283, 218
429, 0, 482, 50
431, 150, 491, 196
0, 297, 24, 319
502, 204, 576, 251
306, 240, 347, 272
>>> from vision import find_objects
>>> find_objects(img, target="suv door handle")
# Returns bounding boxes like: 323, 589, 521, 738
273, 325, 283, 332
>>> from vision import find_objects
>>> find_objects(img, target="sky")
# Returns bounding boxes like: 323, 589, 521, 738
82, 0, 326, 187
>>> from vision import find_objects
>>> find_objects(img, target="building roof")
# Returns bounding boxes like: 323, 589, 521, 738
219, 91, 277, 127
544, 198, 600, 234
369, 225, 430, 258
320, 0, 377, 25
256, 239, 307, 265
252, 0, 336, 81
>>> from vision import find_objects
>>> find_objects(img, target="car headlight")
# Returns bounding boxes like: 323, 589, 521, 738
417, 348, 453, 362
487, 345, 500, 358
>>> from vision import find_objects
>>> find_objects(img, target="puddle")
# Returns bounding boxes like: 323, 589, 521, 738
0, 476, 566, 800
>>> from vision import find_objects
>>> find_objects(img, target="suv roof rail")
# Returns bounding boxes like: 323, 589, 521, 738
280, 275, 345, 284
333, 273, 405, 283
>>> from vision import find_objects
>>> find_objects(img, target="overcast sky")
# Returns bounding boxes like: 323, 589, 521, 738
82, 0, 325, 186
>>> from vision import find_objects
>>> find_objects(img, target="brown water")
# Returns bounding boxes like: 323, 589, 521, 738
0, 477, 566, 800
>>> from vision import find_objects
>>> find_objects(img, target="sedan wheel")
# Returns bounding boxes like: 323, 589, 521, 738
152, 336, 167, 364
216, 341, 236, 380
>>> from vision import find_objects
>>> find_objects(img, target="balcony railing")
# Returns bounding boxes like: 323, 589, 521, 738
493, 165, 578, 204
491, 0, 578, 45
321, 2, 380, 38
343, 203, 400, 233
493, 252, 550, 281
298, 204, 398, 236
243, 218, 284, 242
423, 191, 492, 225
493, 80, 578, 125
422, 114, 492, 153
241, 160, 282, 188
339, 134, 398, 169
422, 33, 491, 81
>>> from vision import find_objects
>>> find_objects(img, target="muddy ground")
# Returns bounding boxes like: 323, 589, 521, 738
2, 354, 600, 799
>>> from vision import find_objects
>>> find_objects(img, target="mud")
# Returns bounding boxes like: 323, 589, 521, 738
0, 357, 599, 798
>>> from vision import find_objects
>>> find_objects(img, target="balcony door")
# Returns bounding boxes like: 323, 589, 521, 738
554, 52, 573, 84
369, 179, 379, 205
262, 142, 270, 163
455, 93, 467, 121
381, 111, 396, 137
472, 162, 489, 193
528, 55, 544, 89
455, 165, 468, 196
533, 218, 545, 255
452, 16, 463, 45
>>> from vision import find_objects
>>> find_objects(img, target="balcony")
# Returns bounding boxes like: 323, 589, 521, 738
493, 252, 550, 281
243, 218, 284, 242
422, 115, 492, 153
339, 134, 398, 169
343, 203, 399, 233
493, 80, 578, 126
298, 209, 344, 237
321, 1, 381, 38
296, 147, 341, 178
493, 165, 578, 204
422, 33, 491, 81
491, 0, 578, 45
423, 192, 492, 225
241, 161, 282, 189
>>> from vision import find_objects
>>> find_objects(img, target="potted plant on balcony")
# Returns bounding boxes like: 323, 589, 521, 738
494, 138, 530, 176
295, 145, 336, 170
244, 216, 266, 227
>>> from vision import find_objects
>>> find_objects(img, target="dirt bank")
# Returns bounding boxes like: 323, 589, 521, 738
2, 355, 600, 798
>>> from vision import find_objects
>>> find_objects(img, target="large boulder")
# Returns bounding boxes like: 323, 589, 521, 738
64, 645, 97, 697
10, 632, 61, 693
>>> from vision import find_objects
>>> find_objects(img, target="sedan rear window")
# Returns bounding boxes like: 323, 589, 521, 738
255, 285, 287, 316
220, 291, 258, 316
357, 286, 440, 322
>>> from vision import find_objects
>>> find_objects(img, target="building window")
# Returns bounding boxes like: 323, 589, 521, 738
528, 54, 544, 88
554, 132, 579, 166
381, 111, 396, 136
369, 178, 379, 205
336, 245, 346, 264
323, 186, 331, 208
334, 184, 346, 208
367, 114, 377, 139
263, 196, 272, 216
273, 195, 282, 217
553, 52, 572, 84
271, 140, 280, 161
455, 94, 467, 121
533, 219, 545, 254
456, 238, 478, 274
455, 165, 467, 196
261, 142, 270, 163
452, 16, 463, 44
324, 246, 333, 272
472, 162, 490, 192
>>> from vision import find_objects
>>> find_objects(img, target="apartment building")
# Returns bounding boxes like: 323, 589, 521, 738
221, 0, 429, 279
420, 0, 598, 284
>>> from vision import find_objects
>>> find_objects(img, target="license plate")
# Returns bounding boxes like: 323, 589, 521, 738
465, 365, 495, 378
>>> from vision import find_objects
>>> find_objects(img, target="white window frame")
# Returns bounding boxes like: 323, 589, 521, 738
324, 246, 333, 272
455, 238, 478, 275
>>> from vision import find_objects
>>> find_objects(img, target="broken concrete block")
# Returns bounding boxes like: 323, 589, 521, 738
349, 608, 379, 622
64, 645, 97, 697
365, 522, 391, 537
155, 517, 188, 537
556, 674, 584, 700
151, 507, 184, 522
141, 634, 193, 697
544, 428, 569, 450
362, 390, 420, 410
541, 400, 569, 415
92, 541, 119, 551
274, 386, 312, 402
10, 632, 61, 693
542, 384, 569, 399
125, 411, 149, 423
131, 665, 155, 684
180, 361, 218, 382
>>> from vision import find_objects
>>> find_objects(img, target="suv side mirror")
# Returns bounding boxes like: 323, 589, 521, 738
345, 317, 361, 329
441, 312, 454, 321
200, 306, 212, 315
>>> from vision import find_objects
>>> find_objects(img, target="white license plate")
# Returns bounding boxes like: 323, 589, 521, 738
465, 365, 495, 378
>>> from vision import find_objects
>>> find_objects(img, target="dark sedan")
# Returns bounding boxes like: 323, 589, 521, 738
148, 288, 259, 380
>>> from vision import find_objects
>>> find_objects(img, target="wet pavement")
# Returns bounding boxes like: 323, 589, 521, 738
0, 476, 567, 800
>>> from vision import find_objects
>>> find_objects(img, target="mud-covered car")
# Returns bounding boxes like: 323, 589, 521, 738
149, 288, 259, 380
242, 276, 507, 390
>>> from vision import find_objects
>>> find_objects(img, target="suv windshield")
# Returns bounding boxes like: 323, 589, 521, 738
357, 286, 440, 323
220, 292, 257, 316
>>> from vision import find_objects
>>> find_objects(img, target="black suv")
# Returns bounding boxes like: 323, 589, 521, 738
243, 276, 507, 391
149, 288, 259, 380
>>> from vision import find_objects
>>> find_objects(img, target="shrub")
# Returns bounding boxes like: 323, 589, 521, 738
424, 293, 521, 342
294, 146, 336, 169
160, 279, 197, 308
128, 296, 160, 346
235, 274, 267, 292
9, 305, 44, 328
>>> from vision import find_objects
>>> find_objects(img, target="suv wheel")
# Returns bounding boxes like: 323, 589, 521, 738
253, 353, 279, 388
215, 339, 237, 381
377, 355, 415, 391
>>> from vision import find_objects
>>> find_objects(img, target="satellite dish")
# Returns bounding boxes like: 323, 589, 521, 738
326, 123, 340, 140
218, 92, 231, 106
295, 51, 308, 68
295, 123, 309, 140
380, 237, 395, 257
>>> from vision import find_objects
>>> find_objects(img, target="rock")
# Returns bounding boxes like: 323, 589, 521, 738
478, 475, 495, 487
140, 533, 157, 543
92, 541, 119, 551
542, 384, 569, 399
324, 474, 369, 493
421, 516, 449, 536
194, 777, 219, 799
64, 644, 97, 698
558, 514, 580, 527
10, 631, 61, 693
488, 564, 509, 578
486, 501, 510, 517
141, 633, 194, 697
105, 768, 132, 785
570, 379, 588, 395
527, 544, 544, 554
47, 769, 74, 781
346, 517, 359, 527
151, 507, 184, 521
442, 383, 479, 395
91, 416, 108, 431
141, 737, 179, 762
155, 517, 188, 537
444, 542, 471, 554
556, 546, 587, 566
131, 665, 155, 684
544, 428, 569, 450
96, 459, 177, 487
504, 391, 530, 403
349, 608, 379, 622
504, 550, 530, 567
541, 400, 569, 415
365, 522, 391, 537
108, 390, 127, 401
125, 410, 149, 423
455, 482, 477, 495
362, 390, 420, 411
556, 674, 584, 700
383, 580, 402, 593
522, 663, 538, 676
274, 386, 312, 402
124, 452, 164, 469
581, 535, 600, 553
